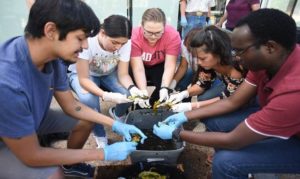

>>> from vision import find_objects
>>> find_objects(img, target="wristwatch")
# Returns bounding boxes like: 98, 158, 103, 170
172, 128, 183, 141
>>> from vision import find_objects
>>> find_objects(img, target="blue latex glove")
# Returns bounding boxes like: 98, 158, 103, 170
180, 16, 188, 27
112, 121, 147, 143
162, 112, 188, 128
103, 141, 137, 161
153, 122, 176, 140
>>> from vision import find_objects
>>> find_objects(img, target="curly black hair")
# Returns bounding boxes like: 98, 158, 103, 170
236, 8, 297, 50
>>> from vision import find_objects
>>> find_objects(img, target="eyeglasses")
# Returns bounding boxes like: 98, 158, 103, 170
231, 42, 259, 57
143, 28, 164, 37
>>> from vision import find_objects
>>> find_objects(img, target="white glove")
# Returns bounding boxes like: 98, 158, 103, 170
135, 90, 151, 108
168, 90, 189, 105
159, 88, 169, 102
171, 102, 192, 112
129, 86, 144, 98
102, 92, 132, 104
169, 80, 177, 90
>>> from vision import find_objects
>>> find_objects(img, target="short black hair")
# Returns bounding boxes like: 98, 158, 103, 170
102, 15, 132, 39
190, 25, 232, 66
25, 0, 100, 40
236, 8, 297, 50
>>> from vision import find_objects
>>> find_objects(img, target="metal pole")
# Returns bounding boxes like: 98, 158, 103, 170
127, 0, 133, 25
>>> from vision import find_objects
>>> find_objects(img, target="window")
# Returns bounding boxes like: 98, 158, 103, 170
292, 1, 300, 27
261, 0, 300, 27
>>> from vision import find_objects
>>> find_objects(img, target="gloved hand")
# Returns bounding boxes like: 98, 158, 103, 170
159, 88, 169, 102
112, 121, 147, 143
135, 90, 151, 108
103, 141, 137, 161
180, 16, 188, 27
153, 122, 176, 140
102, 92, 132, 104
167, 90, 189, 105
129, 86, 144, 98
162, 112, 188, 128
171, 102, 192, 112
169, 79, 177, 90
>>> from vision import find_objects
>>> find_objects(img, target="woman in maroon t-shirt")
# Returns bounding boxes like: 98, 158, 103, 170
216, 0, 260, 31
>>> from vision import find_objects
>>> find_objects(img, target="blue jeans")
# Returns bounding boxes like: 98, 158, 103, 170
213, 137, 300, 179
202, 103, 259, 132
197, 79, 225, 101
202, 103, 300, 178
175, 67, 193, 91
182, 15, 207, 38
69, 71, 131, 137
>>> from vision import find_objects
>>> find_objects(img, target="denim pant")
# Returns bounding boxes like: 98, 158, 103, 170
69, 71, 131, 137
197, 79, 225, 101
202, 103, 300, 178
182, 15, 207, 38
175, 67, 194, 91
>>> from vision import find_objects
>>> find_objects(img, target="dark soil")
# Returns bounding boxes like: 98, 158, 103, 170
177, 145, 212, 179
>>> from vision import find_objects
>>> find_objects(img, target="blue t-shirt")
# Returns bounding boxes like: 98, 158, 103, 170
0, 36, 69, 138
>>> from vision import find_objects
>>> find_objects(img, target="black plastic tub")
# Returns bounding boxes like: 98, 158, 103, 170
125, 109, 185, 164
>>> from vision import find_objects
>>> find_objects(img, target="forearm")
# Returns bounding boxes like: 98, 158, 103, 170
187, 84, 205, 97
191, 97, 220, 109
180, 130, 237, 149
27, 147, 103, 166
119, 74, 134, 89
131, 58, 147, 90
185, 97, 238, 121
220, 14, 227, 23
117, 61, 134, 89
180, 0, 187, 16
208, 8, 211, 17
179, 122, 266, 149
217, 12, 227, 25
64, 99, 114, 127
186, 82, 257, 124
173, 61, 188, 82
3, 135, 104, 167
79, 78, 104, 97
161, 69, 175, 87
161, 58, 177, 87
55, 91, 114, 127
133, 68, 147, 90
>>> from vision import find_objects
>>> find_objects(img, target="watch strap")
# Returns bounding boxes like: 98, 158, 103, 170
172, 128, 182, 141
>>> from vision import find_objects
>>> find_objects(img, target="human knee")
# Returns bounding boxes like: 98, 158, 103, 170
73, 120, 94, 132
213, 151, 245, 178
202, 117, 222, 132
77, 92, 99, 110
119, 88, 130, 96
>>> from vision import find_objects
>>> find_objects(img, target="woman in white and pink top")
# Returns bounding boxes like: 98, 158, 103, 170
130, 8, 181, 107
